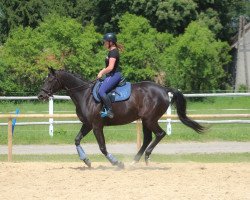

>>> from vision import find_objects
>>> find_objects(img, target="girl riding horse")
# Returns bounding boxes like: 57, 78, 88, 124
97, 33, 124, 118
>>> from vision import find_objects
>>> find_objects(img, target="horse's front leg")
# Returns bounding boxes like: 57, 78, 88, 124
75, 124, 92, 167
93, 126, 124, 169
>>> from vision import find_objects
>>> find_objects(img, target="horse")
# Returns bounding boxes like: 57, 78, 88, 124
38, 68, 205, 168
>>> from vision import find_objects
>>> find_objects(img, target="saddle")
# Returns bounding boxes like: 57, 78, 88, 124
92, 77, 131, 103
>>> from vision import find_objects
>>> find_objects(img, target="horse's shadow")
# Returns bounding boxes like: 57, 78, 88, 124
69, 164, 171, 171
69, 165, 115, 171
127, 166, 171, 171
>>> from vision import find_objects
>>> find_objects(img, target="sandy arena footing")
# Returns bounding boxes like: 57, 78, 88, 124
0, 162, 249, 200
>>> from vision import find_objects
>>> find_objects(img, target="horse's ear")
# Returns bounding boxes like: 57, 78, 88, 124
48, 67, 56, 75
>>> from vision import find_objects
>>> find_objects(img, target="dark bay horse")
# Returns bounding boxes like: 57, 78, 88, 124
38, 68, 205, 168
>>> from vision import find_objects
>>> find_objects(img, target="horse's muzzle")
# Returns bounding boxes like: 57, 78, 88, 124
37, 90, 50, 101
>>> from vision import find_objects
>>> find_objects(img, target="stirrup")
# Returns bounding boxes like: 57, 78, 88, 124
100, 108, 114, 118
100, 108, 108, 118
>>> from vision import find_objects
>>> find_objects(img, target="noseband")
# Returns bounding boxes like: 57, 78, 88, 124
41, 75, 63, 96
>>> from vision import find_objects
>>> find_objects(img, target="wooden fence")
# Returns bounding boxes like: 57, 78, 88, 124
1, 113, 250, 162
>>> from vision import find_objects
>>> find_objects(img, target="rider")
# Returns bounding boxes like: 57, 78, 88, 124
97, 33, 123, 118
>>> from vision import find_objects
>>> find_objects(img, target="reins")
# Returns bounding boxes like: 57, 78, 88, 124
42, 71, 97, 96
61, 77, 96, 93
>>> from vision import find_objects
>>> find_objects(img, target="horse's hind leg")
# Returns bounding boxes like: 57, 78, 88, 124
144, 120, 166, 165
133, 122, 152, 163
93, 126, 124, 168
75, 124, 92, 167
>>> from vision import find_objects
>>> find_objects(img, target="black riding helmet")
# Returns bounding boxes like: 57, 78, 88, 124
103, 32, 117, 43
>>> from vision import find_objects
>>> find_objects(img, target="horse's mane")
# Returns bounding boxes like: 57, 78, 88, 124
58, 69, 92, 83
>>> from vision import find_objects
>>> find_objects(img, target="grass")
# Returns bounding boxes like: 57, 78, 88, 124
0, 153, 249, 163
0, 100, 75, 114
0, 123, 250, 144
1, 96, 250, 115
0, 97, 250, 144
186, 97, 250, 114
0, 123, 250, 145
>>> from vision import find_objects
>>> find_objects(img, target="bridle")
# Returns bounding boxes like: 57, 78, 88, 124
41, 73, 96, 96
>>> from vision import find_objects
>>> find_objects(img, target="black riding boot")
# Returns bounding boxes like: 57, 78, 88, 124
100, 94, 114, 118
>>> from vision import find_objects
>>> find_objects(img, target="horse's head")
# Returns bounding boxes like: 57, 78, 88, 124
38, 67, 63, 101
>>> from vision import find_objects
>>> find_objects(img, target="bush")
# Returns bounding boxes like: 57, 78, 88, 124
0, 15, 104, 95
164, 21, 231, 92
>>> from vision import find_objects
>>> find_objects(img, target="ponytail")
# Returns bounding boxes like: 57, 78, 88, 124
115, 42, 124, 52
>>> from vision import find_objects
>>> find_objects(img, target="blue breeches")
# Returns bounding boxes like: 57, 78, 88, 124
98, 72, 122, 98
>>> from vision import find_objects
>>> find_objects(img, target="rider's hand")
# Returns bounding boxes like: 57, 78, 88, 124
97, 72, 103, 79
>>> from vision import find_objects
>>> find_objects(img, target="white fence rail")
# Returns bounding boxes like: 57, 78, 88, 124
1, 93, 250, 100
1, 93, 250, 136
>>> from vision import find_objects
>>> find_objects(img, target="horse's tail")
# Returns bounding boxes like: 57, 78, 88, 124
167, 88, 205, 133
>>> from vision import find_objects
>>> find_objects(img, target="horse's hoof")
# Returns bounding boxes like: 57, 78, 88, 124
130, 161, 138, 166
128, 161, 138, 170
116, 161, 125, 169
83, 158, 91, 168
145, 155, 150, 166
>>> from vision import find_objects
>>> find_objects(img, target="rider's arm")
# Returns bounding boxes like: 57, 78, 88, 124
98, 58, 116, 78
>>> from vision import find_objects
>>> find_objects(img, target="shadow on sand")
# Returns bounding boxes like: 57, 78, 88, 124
69, 163, 171, 171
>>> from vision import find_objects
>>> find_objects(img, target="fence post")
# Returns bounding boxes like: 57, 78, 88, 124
166, 92, 172, 135
49, 97, 54, 137
8, 118, 12, 162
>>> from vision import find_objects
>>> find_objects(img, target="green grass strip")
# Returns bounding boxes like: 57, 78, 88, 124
1, 123, 250, 145
0, 153, 249, 163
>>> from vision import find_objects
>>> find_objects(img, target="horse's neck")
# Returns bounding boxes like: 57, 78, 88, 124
60, 72, 86, 89
60, 72, 91, 106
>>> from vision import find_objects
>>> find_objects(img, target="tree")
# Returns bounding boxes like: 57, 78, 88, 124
0, 0, 48, 44
194, 0, 248, 40
0, 0, 96, 44
0, 15, 103, 95
0, 26, 45, 94
1, 0, 248, 44
196, 8, 223, 36
118, 13, 173, 83
164, 21, 231, 93
94, 0, 248, 41
156, 0, 198, 33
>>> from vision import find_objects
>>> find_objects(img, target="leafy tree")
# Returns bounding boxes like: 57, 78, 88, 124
196, 8, 223, 36
0, 15, 103, 95
1, 0, 248, 44
0, 0, 48, 44
0, 10, 239, 95
155, 0, 198, 33
118, 13, 174, 82
95, 0, 198, 35
95, 0, 248, 41
45, 0, 96, 26
0, 26, 45, 94
0, 0, 96, 44
194, 0, 249, 40
164, 21, 231, 93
